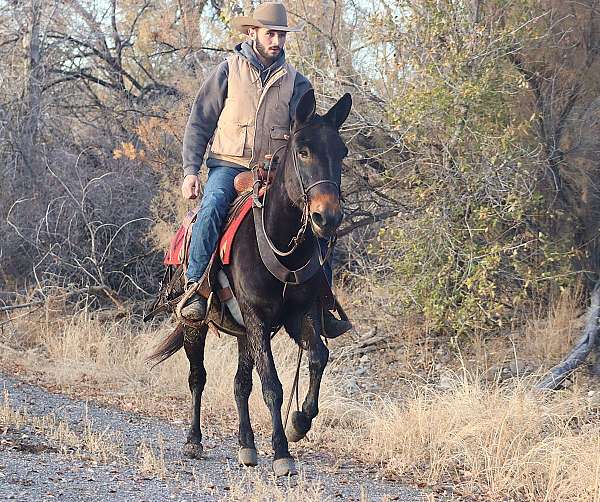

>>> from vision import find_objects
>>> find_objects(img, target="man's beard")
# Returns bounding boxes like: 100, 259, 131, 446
254, 39, 280, 65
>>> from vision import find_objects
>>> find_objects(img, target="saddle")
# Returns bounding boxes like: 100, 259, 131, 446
145, 165, 339, 336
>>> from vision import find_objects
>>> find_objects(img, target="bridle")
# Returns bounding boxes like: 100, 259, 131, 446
290, 124, 342, 203
252, 124, 340, 264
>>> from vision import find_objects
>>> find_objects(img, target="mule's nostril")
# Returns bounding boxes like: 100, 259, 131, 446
311, 212, 325, 228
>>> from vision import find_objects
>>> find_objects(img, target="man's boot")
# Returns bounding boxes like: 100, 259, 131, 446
179, 283, 207, 321
322, 310, 352, 339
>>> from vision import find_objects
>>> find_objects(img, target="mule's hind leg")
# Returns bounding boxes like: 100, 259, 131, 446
287, 307, 329, 443
183, 324, 208, 459
234, 335, 258, 466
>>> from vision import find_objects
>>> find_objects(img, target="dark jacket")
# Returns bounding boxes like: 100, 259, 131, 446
182, 41, 312, 177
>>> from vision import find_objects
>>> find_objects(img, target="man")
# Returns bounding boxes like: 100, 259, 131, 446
179, 2, 351, 337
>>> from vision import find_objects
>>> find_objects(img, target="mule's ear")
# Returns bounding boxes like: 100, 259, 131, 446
324, 93, 352, 129
294, 89, 316, 125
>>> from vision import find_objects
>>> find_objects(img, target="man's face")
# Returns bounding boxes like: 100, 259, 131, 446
249, 27, 287, 64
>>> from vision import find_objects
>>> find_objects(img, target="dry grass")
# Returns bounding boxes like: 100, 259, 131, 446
2, 290, 600, 500
1, 388, 125, 463
353, 376, 600, 501
137, 436, 168, 479
221, 470, 330, 502
0, 310, 352, 432
519, 289, 584, 365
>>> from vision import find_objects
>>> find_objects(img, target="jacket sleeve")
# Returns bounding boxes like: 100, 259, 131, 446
289, 72, 313, 122
182, 61, 229, 177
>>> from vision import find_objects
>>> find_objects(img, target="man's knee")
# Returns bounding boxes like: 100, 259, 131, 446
200, 189, 234, 215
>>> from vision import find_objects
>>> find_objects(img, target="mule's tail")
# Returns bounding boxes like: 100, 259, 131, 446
146, 322, 185, 367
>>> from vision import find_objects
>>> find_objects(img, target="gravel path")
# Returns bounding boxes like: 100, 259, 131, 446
0, 373, 426, 501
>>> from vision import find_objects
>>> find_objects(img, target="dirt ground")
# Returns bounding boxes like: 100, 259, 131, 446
0, 371, 427, 501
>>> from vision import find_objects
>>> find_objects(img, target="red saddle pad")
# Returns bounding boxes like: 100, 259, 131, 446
163, 195, 255, 267
219, 196, 254, 265
164, 208, 200, 266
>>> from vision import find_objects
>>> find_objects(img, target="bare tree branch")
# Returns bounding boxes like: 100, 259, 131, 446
537, 281, 600, 390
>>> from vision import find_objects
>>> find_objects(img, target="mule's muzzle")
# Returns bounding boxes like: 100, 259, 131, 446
310, 194, 342, 238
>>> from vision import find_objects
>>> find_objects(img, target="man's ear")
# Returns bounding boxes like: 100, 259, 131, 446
323, 93, 352, 130
294, 89, 316, 125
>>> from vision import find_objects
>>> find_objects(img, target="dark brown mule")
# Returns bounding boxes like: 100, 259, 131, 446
148, 90, 352, 476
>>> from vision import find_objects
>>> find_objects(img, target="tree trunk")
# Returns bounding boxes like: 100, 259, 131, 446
20, 0, 43, 177
537, 282, 600, 390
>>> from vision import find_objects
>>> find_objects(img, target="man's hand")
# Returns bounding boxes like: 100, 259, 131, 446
181, 174, 200, 200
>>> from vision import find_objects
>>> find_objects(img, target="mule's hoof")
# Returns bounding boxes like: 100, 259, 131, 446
273, 457, 297, 477
238, 447, 258, 467
286, 411, 310, 443
286, 422, 304, 442
183, 441, 203, 459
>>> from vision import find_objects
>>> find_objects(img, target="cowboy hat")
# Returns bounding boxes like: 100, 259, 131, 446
231, 2, 301, 34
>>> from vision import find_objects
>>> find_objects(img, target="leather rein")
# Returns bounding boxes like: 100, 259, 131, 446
251, 126, 339, 288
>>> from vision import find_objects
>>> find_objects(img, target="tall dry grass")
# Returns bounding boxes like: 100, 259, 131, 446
519, 289, 584, 365
2, 293, 600, 500
355, 377, 600, 501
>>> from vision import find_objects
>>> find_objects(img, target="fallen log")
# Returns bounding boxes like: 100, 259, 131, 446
536, 282, 600, 390
0, 300, 45, 312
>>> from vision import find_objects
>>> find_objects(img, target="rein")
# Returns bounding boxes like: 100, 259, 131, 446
252, 126, 341, 428
253, 127, 339, 268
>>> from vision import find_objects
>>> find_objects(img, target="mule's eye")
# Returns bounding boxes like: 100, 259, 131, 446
298, 149, 309, 159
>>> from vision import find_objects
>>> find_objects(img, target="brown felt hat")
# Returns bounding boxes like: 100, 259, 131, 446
231, 2, 301, 34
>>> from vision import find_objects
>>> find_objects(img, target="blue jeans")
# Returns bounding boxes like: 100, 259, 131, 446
186, 165, 246, 282
186, 165, 334, 286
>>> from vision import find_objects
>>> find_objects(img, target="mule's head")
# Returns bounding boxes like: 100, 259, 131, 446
290, 90, 352, 239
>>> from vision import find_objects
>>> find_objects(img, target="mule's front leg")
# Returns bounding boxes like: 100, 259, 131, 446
235, 335, 258, 466
183, 324, 208, 459
246, 312, 296, 476
287, 309, 329, 443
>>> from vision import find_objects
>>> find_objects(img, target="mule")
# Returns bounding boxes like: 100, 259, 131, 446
148, 89, 352, 476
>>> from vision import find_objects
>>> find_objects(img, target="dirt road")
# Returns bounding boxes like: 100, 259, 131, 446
0, 373, 426, 501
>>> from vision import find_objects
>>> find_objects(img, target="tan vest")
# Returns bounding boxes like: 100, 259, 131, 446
208, 53, 297, 169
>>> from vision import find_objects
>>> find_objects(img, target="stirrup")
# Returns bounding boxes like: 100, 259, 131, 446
176, 282, 207, 327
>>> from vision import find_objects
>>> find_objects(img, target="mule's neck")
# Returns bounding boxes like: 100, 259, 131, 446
262, 152, 315, 263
